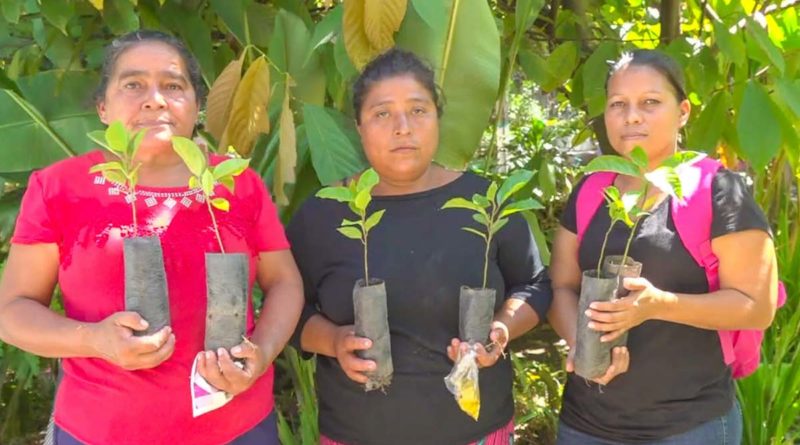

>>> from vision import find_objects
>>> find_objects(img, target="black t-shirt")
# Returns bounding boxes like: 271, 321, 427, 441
287, 173, 551, 445
558, 168, 770, 443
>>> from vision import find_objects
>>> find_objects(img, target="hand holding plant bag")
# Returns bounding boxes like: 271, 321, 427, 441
573, 146, 700, 380
441, 170, 542, 419
316, 168, 392, 392
88, 122, 172, 337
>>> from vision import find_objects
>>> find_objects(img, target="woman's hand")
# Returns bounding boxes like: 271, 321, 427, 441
332, 325, 376, 384
446, 321, 509, 368
585, 277, 665, 343
90, 311, 175, 370
196, 338, 269, 396
565, 344, 630, 385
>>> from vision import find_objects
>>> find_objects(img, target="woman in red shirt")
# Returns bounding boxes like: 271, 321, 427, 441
0, 30, 302, 445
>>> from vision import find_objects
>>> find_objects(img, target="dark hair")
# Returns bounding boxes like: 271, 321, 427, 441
606, 49, 687, 102
352, 48, 443, 124
93, 30, 207, 106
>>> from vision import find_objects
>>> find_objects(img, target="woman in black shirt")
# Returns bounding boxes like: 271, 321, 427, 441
287, 49, 551, 445
548, 50, 779, 444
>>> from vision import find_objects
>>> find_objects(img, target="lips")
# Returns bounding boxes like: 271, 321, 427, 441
621, 133, 647, 140
391, 145, 417, 152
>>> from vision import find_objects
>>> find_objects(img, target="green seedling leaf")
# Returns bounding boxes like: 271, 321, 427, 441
472, 193, 491, 208
629, 146, 648, 169
337, 226, 363, 240
105, 121, 129, 154
356, 168, 380, 192
220, 176, 235, 194
442, 197, 485, 213
189, 176, 200, 189
348, 201, 361, 217
172, 137, 207, 177
88, 130, 111, 152
211, 197, 230, 211
130, 129, 145, 158
491, 217, 509, 235
645, 167, 683, 200
129, 163, 141, 188
102, 170, 127, 185
660, 150, 703, 169
341, 218, 361, 226
89, 161, 124, 174
213, 158, 250, 180
497, 170, 534, 205
201, 170, 215, 197
472, 213, 489, 227
461, 227, 487, 240
584, 155, 641, 177
364, 209, 385, 232
486, 182, 498, 204
316, 186, 353, 202
500, 198, 544, 217
354, 188, 372, 212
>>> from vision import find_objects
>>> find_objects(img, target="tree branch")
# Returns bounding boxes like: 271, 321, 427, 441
659, 0, 681, 43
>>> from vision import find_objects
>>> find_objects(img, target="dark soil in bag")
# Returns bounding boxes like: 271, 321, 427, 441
204, 253, 248, 352
123, 236, 170, 336
574, 271, 619, 380
459, 286, 496, 344
353, 278, 393, 392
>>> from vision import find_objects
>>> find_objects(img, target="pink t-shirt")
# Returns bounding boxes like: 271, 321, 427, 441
12, 151, 289, 445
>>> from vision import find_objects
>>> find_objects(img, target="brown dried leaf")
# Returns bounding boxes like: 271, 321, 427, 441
205, 52, 244, 142
274, 80, 297, 206
343, 0, 377, 70
363, 0, 407, 51
220, 56, 271, 157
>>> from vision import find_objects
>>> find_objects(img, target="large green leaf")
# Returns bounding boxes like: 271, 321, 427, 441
270, 10, 325, 106
582, 42, 618, 118
775, 79, 800, 118
0, 71, 102, 174
410, 0, 446, 30
583, 155, 640, 177
745, 16, 785, 75
40, 0, 74, 35
160, 2, 215, 86
712, 20, 746, 67
103, 0, 139, 35
737, 81, 781, 170
687, 91, 731, 153
303, 104, 368, 185
396, 0, 501, 170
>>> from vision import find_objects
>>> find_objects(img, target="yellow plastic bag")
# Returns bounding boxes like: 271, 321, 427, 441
444, 346, 480, 420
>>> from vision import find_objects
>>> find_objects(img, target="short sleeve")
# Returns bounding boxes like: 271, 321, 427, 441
12, 171, 60, 245
247, 170, 290, 252
710, 169, 771, 239
560, 176, 587, 234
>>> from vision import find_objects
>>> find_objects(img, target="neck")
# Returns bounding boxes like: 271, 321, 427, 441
133, 145, 186, 170
372, 165, 445, 196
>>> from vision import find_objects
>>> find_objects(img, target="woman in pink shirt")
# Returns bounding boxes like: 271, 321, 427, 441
0, 30, 303, 445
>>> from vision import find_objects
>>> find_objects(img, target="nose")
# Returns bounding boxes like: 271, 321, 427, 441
142, 86, 167, 110
393, 113, 411, 136
624, 105, 642, 125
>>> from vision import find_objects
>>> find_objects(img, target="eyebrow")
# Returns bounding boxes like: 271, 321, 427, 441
116, 69, 188, 82
367, 97, 433, 109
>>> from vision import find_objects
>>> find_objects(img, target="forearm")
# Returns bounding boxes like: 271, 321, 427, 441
251, 280, 303, 366
651, 288, 775, 330
548, 288, 579, 346
0, 297, 98, 358
494, 298, 540, 341
298, 314, 340, 358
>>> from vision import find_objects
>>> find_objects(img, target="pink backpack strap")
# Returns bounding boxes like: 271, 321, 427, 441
670, 156, 786, 378
575, 172, 616, 245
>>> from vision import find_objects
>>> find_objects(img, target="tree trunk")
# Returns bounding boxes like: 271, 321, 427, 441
660, 0, 681, 44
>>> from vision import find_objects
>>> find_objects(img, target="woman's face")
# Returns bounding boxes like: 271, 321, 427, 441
96, 41, 198, 152
604, 65, 690, 166
357, 74, 439, 184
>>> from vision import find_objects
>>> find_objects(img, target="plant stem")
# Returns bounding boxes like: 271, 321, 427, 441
362, 213, 369, 284
619, 219, 641, 271
483, 232, 491, 289
598, 221, 616, 277
205, 197, 226, 253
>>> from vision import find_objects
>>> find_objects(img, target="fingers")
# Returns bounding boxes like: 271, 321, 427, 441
600, 329, 627, 343
113, 311, 150, 332
334, 330, 376, 384
132, 332, 176, 368
129, 326, 173, 354
592, 347, 629, 385
622, 277, 649, 291
446, 338, 462, 362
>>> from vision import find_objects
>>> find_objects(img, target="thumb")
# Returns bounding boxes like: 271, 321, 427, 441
114, 311, 149, 331
623, 277, 648, 291
230, 339, 257, 359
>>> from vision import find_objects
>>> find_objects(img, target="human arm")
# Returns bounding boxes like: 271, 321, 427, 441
586, 228, 778, 341
0, 243, 174, 368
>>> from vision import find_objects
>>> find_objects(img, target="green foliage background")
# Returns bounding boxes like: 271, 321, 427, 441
0, 1, 798, 444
